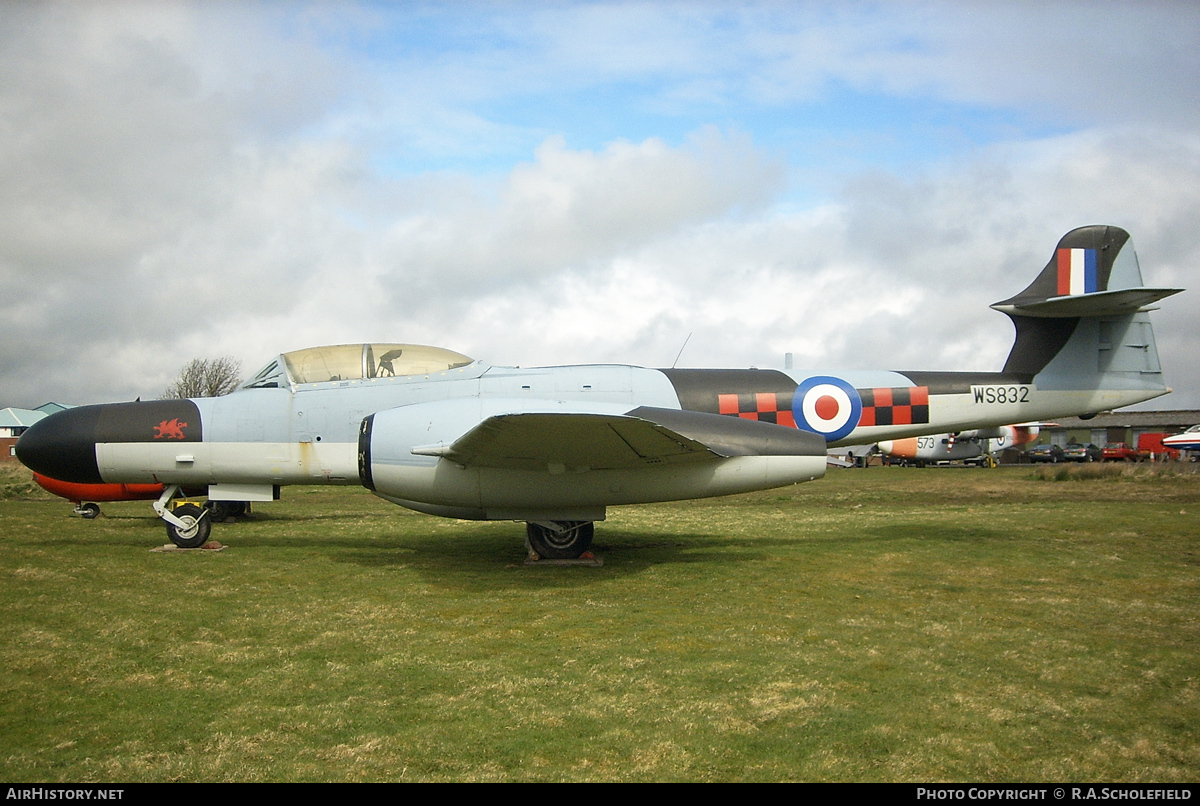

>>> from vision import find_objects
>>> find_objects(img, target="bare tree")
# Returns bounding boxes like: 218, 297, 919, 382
162, 357, 243, 399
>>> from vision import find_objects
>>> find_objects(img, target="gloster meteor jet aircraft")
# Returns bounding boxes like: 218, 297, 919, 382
17, 226, 1181, 558
877, 423, 1045, 467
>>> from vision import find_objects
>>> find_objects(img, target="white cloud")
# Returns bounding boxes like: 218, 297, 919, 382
372, 127, 783, 297
0, 2, 1197, 413
414, 127, 1200, 408
4, 117, 1198, 406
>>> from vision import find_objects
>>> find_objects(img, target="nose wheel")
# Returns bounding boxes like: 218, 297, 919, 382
164, 503, 211, 549
151, 486, 212, 548
163, 503, 212, 546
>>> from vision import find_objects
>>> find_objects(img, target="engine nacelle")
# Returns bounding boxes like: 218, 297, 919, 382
359, 401, 828, 521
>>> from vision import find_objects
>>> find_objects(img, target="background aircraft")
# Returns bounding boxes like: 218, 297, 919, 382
32, 474, 165, 519
877, 424, 1044, 467
17, 226, 1181, 558
31, 474, 246, 523
1162, 426, 1200, 453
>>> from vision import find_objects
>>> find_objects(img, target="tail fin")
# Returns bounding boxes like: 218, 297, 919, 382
991, 225, 1181, 393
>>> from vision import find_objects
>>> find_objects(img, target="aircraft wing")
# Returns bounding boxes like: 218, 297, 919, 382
415, 405, 826, 472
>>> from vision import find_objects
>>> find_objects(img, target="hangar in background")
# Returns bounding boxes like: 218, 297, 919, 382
1032, 409, 1200, 452
1, 404, 72, 461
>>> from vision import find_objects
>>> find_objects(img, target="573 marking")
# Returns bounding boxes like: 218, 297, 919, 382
972, 385, 1032, 404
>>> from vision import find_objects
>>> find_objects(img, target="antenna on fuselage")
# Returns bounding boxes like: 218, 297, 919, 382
671, 333, 692, 369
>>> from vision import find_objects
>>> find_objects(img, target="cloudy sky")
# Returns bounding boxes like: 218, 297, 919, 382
2, 1, 1197, 410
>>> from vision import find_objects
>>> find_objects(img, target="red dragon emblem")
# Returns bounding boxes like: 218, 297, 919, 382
153, 418, 188, 440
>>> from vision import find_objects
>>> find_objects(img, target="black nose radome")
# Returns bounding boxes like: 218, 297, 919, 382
16, 406, 105, 483
16, 400, 202, 484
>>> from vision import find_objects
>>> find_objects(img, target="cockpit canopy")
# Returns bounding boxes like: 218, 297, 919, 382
242, 343, 474, 389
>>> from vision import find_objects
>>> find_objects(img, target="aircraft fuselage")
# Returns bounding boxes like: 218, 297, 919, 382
19, 361, 1162, 521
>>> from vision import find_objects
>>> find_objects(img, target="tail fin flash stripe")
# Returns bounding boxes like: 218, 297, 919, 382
995, 225, 1179, 318
1056, 248, 1098, 296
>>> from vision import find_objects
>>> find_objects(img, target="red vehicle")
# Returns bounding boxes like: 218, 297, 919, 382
1137, 433, 1181, 461
1101, 442, 1141, 462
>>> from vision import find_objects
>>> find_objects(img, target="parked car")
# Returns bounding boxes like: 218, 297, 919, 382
1063, 443, 1102, 462
1102, 442, 1140, 462
1026, 444, 1066, 463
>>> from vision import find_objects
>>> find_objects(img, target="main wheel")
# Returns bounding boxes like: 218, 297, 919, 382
79, 502, 101, 519
526, 521, 595, 559
166, 504, 211, 549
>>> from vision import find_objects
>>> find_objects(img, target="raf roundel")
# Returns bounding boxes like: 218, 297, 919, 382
792, 376, 862, 442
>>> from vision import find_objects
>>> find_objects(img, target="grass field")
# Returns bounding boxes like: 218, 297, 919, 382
1, 463, 1197, 782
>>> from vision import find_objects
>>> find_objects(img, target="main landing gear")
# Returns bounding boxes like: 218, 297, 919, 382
525, 520, 595, 560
